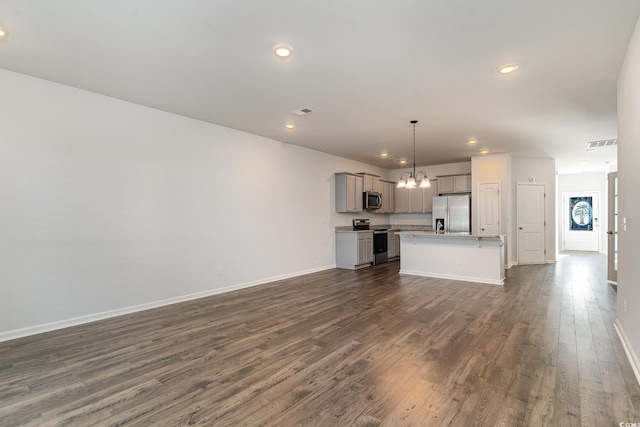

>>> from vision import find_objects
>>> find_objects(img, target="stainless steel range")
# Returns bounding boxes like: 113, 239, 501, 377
353, 219, 388, 265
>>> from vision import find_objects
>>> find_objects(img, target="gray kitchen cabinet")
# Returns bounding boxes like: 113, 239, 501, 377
335, 173, 363, 213
361, 173, 382, 193
395, 187, 426, 213
409, 186, 423, 213
394, 187, 409, 213
437, 174, 471, 194
422, 180, 438, 213
388, 231, 400, 260
357, 233, 374, 265
454, 174, 472, 192
374, 178, 383, 194
336, 231, 373, 269
438, 176, 455, 193
380, 180, 395, 213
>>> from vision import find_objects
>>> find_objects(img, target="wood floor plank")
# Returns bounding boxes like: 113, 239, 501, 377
1, 253, 639, 426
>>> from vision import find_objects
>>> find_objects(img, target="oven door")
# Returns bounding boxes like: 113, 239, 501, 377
373, 231, 388, 264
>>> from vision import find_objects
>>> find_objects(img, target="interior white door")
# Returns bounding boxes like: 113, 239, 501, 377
478, 181, 500, 236
607, 172, 618, 283
517, 183, 546, 264
563, 192, 600, 252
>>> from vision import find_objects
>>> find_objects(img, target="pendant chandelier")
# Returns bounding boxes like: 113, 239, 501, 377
397, 120, 431, 189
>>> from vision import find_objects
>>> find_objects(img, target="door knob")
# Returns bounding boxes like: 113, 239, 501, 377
519, 227, 524, 230
607, 231, 614, 235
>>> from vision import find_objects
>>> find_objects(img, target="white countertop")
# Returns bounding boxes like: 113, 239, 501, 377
395, 231, 503, 239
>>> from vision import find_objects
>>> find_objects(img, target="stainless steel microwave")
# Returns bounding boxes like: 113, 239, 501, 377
363, 191, 382, 210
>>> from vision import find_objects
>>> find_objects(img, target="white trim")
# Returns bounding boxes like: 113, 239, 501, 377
0, 264, 336, 343
505, 261, 517, 269
399, 269, 504, 286
614, 319, 640, 386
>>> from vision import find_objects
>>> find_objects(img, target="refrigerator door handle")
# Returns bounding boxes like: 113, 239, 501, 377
446, 207, 450, 233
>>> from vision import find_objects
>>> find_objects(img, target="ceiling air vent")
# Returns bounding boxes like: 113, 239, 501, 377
291, 107, 314, 116
586, 139, 617, 149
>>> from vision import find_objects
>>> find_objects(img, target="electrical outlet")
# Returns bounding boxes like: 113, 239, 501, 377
624, 299, 628, 313
217, 268, 223, 277
456, 257, 462, 265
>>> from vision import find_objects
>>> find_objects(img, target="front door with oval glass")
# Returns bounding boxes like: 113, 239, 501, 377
563, 192, 600, 252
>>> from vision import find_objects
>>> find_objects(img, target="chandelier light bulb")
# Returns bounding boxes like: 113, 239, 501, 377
420, 178, 431, 188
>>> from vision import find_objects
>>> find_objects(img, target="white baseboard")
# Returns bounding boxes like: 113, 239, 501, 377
0, 264, 336, 343
505, 261, 517, 269
614, 319, 640, 386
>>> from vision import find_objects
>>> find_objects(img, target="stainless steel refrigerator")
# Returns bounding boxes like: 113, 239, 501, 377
432, 194, 471, 233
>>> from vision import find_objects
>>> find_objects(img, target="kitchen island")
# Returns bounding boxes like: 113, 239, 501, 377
396, 231, 505, 285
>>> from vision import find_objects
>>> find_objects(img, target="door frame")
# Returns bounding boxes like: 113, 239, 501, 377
607, 172, 618, 284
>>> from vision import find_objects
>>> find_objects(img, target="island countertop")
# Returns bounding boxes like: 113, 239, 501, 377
394, 231, 504, 239
398, 232, 505, 285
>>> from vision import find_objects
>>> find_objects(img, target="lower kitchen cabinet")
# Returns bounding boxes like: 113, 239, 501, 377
388, 231, 400, 260
336, 231, 373, 269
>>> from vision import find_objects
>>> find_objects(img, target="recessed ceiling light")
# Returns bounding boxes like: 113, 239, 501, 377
0, 26, 6, 38
274, 44, 293, 59
380, 153, 388, 157
480, 150, 489, 155
467, 139, 478, 145
284, 123, 295, 130
586, 148, 596, 153
400, 159, 407, 164
498, 64, 518, 74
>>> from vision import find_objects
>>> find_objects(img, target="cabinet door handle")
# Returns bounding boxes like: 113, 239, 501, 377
519, 227, 524, 230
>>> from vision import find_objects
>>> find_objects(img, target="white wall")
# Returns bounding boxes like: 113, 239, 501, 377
512, 157, 557, 263
0, 69, 389, 340
616, 15, 640, 384
471, 154, 513, 266
556, 172, 608, 253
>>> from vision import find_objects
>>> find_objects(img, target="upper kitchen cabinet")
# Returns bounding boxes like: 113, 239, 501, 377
422, 180, 438, 213
437, 174, 471, 195
395, 186, 424, 213
380, 180, 395, 213
395, 186, 409, 213
361, 173, 383, 193
395, 180, 438, 213
335, 173, 363, 213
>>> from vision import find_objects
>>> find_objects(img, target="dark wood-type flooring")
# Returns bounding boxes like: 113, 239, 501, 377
1, 253, 639, 426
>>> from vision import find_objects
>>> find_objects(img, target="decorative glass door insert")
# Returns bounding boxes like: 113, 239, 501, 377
570, 196, 593, 231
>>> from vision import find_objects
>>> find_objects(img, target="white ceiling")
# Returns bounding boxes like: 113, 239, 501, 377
1, 1, 638, 173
